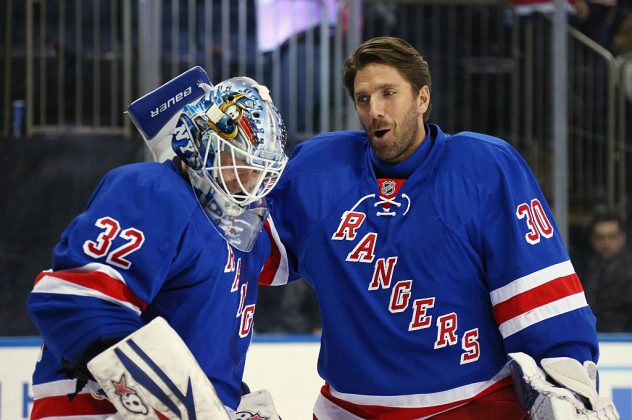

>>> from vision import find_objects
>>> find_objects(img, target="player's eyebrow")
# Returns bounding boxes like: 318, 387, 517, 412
355, 83, 398, 97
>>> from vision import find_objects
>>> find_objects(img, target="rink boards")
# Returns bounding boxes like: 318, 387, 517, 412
0, 335, 630, 419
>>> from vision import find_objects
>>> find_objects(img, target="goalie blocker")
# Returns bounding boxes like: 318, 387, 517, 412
87, 317, 281, 420
509, 352, 619, 420
126, 65, 211, 163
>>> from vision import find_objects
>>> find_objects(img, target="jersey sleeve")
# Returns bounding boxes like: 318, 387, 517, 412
27, 163, 195, 366
260, 143, 312, 286
257, 215, 295, 286
479, 141, 598, 363
262, 133, 367, 287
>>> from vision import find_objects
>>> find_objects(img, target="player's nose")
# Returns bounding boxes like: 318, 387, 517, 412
368, 98, 385, 120
237, 168, 258, 191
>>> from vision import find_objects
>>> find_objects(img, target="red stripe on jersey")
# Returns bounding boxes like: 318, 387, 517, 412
423, 382, 526, 419
31, 393, 116, 419
258, 219, 281, 286
34, 270, 148, 312
492, 273, 583, 325
320, 377, 513, 419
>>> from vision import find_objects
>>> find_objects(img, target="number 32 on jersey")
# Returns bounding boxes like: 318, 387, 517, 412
83, 216, 146, 269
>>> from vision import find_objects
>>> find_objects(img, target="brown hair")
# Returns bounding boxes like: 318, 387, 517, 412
590, 210, 627, 235
342, 36, 432, 122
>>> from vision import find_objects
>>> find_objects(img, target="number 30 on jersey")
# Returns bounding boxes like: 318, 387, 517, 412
516, 199, 554, 245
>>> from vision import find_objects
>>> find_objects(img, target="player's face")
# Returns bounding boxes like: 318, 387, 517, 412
218, 151, 258, 195
591, 221, 626, 260
353, 63, 430, 164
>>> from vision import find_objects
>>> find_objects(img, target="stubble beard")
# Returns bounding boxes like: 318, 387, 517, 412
367, 103, 421, 164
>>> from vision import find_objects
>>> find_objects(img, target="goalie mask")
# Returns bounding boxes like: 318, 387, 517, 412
172, 77, 288, 252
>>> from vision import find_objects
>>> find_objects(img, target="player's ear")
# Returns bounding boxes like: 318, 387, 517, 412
417, 85, 430, 115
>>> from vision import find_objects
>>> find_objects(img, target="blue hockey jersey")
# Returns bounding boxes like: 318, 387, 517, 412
264, 124, 598, 418
27, 160, 270, 418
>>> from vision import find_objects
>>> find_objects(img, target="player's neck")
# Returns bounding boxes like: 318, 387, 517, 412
370, 127, 433, 178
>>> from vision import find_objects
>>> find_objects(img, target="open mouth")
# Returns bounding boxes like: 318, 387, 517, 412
373, 129, 390, 139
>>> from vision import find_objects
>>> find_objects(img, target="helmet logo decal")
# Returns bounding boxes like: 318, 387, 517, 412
205, 93, 257, 146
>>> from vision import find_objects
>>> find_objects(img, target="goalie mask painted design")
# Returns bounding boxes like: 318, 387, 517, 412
172, 77, 288, 252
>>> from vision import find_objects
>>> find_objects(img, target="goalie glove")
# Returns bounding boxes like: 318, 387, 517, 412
236, 389, 281, 420
509, 352, 619, 420
87, 317, 230, 419
127, 66, 211, 162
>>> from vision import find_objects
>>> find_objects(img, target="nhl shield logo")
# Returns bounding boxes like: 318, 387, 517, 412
381, 180, 396, 196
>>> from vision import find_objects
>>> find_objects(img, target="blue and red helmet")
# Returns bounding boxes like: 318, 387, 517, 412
172, 77, 288, 251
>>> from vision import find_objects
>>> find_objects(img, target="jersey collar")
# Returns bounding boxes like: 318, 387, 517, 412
367, 124, 445, 181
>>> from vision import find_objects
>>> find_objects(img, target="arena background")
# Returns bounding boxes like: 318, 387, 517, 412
1, 0, 631, 418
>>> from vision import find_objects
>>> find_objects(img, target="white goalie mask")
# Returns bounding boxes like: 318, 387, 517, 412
172, 77, 288, 251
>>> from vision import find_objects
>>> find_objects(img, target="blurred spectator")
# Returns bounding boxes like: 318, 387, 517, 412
255, 279, 322, 334
510, 0, 619, 50
573, 0, 618, 49
611, 6, 632, 156
576, 211, 632, 332
612, 13, 632, 54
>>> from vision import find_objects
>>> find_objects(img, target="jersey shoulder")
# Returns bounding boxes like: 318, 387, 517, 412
77, 160, 199, 246
287, 130, 368, 175
439, 129, 530, 183
104, 160, 191, 195
96, 160, 196, 210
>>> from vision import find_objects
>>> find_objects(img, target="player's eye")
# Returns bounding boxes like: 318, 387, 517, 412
355, 95, 369, 105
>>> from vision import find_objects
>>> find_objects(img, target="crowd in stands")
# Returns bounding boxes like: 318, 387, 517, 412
511, 0, 632, 55
573, 209, 632, 332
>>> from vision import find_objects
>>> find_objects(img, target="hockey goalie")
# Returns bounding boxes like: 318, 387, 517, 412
27, 67, 286, 419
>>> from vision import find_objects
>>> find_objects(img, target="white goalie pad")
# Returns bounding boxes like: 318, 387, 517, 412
87, 317, 230, 420
127, 66, 211, 162
508, 352, 619, 420
236, 389, 281, 420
